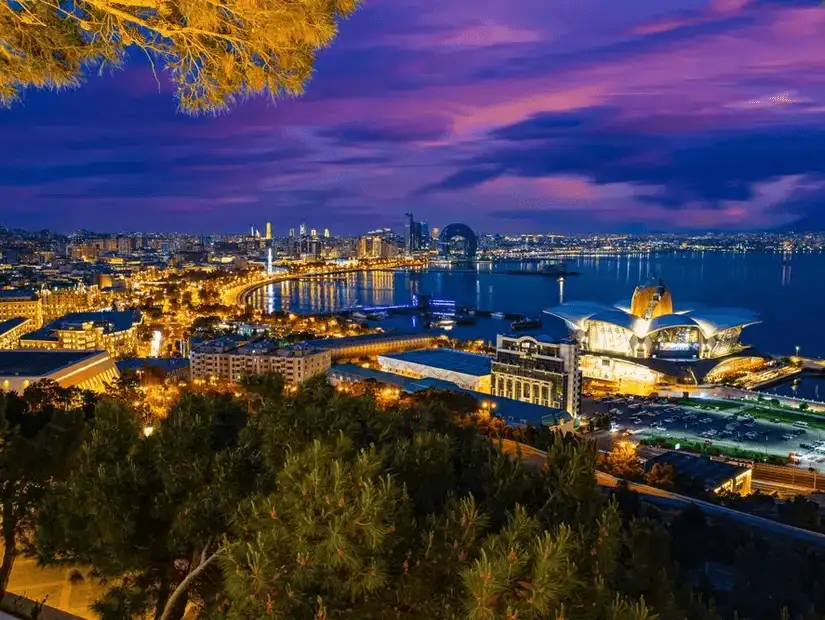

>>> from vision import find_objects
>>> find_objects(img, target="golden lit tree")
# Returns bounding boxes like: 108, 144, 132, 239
0, 0, 360, 113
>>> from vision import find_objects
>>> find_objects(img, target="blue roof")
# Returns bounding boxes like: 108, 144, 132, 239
0, 289, 37, 300
0, 350, 103, 377
0, 317, 30, 336
381, 348, 492, 377
117, 357, 190, 373
21, 310, 141, 343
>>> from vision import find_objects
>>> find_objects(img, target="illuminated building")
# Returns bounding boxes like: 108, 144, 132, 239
544, 278, 765, 387
0, 350, 120, 393
0, 289, 43, 328
190, 338, 331, 384
19, 310, 142, 357
438, 223, 478, 259
0, 317, 34, 349
299, 223, 307, 236
377, 348, 492, 393
265, 221, 272, 240
302, 332, 436, 360
289, 228, 296, 238
324, 228, 331, 238
491, 334, 581, 418
311, 228, 318, 238
404, 212, 415, 253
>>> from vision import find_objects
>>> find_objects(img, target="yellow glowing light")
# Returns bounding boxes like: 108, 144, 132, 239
143, 426, 154, 437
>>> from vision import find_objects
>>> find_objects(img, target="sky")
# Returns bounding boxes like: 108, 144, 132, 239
2, 0, 825, 235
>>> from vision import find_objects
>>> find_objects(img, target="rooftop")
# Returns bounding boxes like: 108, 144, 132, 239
0, 350, 104, 378
303, 331, 434, 349
117, 357, 190, 373
381, 348, 492, 377
646, 451, 749, 490
21, 309, 141, 343
0, 289, 38, 300
328, 364, 571, 428
0, 317, 30, 336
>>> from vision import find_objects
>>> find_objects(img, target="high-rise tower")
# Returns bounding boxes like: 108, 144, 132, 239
265, 222, 272, 240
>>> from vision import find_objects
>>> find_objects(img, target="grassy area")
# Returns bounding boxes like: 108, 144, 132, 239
679, 398, 741, 411
740, 406, 825, 431
642, 435, 788, 465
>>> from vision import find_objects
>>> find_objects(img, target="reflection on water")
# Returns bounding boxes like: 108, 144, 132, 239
760, 377, 825, 402
244, 253, 825, 358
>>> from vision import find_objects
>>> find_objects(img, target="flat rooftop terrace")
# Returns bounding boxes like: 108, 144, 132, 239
0, 350, 102, 377
381, 348, 492, 377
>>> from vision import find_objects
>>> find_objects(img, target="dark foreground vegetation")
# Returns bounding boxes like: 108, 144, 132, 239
2, 374, 825, 619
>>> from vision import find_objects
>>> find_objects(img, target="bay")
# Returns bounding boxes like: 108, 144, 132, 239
246, 251, 825, 360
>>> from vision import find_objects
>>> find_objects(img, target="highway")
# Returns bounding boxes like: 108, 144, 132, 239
496, 439, 825, 548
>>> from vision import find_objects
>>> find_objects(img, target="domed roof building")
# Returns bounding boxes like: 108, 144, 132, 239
544, 279, 766, 387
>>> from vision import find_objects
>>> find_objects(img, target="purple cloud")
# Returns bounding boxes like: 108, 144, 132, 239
2, 0, 825, 233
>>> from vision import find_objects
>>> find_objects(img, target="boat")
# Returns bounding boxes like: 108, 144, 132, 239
491, 312, 506, 319
510, 317, 542, 330
430, 318, 456, 329
351, 311, 368, 320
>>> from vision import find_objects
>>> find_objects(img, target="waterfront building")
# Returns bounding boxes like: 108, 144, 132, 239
377, 348, 492, 393
404, 212, 416, 253
0, 350, 120, 393
19, 309, 142, 357
265, 222, 272, 240
190, 338, 331, 384
0, 317, 34, 349
0, 289, 43, 328
437, 223, 478, 259
544, 278, 766, 388
491, 333, 581, 419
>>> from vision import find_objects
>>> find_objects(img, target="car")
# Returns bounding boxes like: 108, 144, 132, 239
664, 417, 675, 423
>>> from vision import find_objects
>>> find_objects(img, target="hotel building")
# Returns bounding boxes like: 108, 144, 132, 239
491, 333, 581, 419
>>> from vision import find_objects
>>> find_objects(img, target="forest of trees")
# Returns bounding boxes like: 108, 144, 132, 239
2, 374, 825, 619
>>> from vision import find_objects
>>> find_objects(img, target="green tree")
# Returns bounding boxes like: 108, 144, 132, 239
36, 391, 256, 620
0, 387, 88, 598
644, 463, 676, 490
1, 0, 361, 114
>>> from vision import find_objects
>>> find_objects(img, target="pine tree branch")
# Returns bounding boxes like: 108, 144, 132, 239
158, 544, 224, 620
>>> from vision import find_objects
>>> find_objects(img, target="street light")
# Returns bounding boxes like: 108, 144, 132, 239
795, 345, 800, 357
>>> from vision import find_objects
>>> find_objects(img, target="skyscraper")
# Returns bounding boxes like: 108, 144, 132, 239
419, 221, 429, 249
310, 228, 318, 238
404, 212, 415, 253
324, 228, 331, 238
299, 223, 307, 236
289, 227, 295, 238
265, 222, 272, 240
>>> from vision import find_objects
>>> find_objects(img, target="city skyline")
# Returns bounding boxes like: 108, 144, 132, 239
3, 0, 825, 234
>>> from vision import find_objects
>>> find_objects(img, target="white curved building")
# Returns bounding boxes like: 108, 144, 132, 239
544, 279, 765, 387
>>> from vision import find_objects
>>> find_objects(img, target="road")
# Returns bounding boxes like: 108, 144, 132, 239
224, 259, 425, 307
495, 439, 825, 548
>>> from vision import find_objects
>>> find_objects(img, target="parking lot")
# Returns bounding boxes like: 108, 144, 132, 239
584, 395, 825, 469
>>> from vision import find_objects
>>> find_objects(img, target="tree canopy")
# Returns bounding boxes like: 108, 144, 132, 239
0, 0, 360, 113
8, 374, 825, 619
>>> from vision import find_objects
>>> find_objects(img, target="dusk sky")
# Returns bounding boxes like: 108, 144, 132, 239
2, 0, 825, 234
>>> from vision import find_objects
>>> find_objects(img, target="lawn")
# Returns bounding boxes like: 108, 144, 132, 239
642, 435, 787, 465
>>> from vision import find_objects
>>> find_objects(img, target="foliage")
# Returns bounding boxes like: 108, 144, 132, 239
18, 373, 825, 620
1, 0, 361, 113
0, 383, 90, 597
600, 442, 644, 481
645, 463, 676, 490
35, 391, 255, 620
